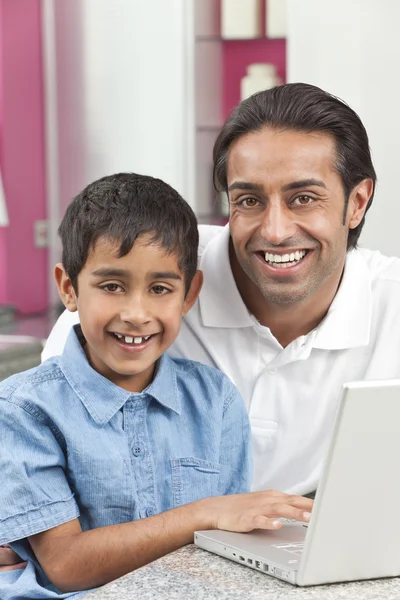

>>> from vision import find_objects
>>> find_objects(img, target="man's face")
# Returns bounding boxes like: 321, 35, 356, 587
57, 234, 201, 392
227, 128, 369, 307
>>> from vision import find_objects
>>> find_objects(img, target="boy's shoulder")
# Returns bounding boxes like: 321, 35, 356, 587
167, 355, 239, 407
0, 358, 64, 404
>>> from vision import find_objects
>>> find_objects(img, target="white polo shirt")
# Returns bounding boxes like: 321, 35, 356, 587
43, 225, 400, 495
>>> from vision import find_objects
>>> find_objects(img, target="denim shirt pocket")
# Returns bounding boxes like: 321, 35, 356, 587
171, 457, 221, 507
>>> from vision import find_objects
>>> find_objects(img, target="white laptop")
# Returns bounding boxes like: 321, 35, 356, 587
195, 379, 400, 586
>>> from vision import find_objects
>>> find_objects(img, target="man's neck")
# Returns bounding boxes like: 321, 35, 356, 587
230, 248, 345, 348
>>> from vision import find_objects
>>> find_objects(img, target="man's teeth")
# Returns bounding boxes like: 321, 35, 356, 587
114, 334, 151, 344
264, 250, 306, 266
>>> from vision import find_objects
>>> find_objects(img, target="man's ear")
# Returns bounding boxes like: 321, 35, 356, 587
54, 264, 78, 312
347, 178, 374, 230
182, 270, 203, 316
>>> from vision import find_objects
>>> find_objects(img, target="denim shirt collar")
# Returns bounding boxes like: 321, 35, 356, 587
60, 325, 181, 425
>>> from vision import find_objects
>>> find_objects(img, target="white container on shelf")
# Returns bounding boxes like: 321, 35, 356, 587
240, 63, 280, 100
266, 0, 287, 38
221, 0, 262, 39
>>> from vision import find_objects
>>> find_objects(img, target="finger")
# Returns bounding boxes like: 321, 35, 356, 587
0, 562, 28, 572
284, 495, 314, 510
259, 489, 289, 498
267, 502, 312, 522
251, 515, 284, 530
0, 547, 24, 566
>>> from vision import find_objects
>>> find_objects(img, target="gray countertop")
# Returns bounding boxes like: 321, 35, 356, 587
85, 544, 400, 599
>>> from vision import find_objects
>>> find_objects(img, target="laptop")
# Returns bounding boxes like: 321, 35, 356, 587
195, 379, 400, 586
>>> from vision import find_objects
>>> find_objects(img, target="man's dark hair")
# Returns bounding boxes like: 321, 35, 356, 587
58, 172, 198, 294
213, 82, 377, 249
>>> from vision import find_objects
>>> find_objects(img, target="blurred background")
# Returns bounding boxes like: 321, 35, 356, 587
0, 0, 399, 373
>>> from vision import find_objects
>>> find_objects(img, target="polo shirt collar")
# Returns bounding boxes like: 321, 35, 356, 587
199, 227, 372, 350
199, 224, 254, 328
60, 325, 181, 425
313, 249, 372, 350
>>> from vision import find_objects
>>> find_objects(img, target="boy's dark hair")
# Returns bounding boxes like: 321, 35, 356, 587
58, 173, 198, 293
213, 82, 377, 250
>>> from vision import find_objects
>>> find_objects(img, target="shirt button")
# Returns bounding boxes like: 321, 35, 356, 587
146, 508, 154, 517
132, 445, 142, 457
267, 367, 277, 375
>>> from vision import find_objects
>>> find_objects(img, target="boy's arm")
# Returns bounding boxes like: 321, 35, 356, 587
30, 491, 312, 593
0, 546, 26, 571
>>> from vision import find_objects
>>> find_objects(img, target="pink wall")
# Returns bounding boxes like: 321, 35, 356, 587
0, 0, 6, 305
221, 0, 286, 119
223, 38, 286, 118
0, 0, 47, 314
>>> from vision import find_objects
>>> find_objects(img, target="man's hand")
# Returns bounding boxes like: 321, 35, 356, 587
200, 489, 313, 532
0, 546, 27, 572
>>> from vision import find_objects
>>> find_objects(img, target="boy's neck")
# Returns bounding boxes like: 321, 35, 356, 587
81, 334, 158, 393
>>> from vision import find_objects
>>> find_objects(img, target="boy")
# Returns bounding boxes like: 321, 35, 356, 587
0, 173, 312, 599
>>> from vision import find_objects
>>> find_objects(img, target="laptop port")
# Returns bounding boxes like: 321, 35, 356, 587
247, 558, 253, 565
263, 563, 270, 572
255, 560, 261, 569
239, 555, 245, 561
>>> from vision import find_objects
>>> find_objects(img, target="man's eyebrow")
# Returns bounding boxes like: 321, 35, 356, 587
281, 179, 327, 192
227, 181, 264, 193
91, 268, 130, 278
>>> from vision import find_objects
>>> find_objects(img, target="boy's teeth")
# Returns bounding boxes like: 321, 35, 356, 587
114, 334, 152, 344
264, 250, 306, 265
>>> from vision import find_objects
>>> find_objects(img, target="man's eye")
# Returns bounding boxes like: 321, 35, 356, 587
238, 197, 259, 208
102, 283, 123, 293
151, 286, 169, 295
292, 195, 314, 206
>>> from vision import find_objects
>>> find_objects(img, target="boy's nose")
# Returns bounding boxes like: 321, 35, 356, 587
120, 297, 152, 326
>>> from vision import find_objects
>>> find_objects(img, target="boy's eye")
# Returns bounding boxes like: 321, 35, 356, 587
102, 283, 123, 293
151, 285, 170, 295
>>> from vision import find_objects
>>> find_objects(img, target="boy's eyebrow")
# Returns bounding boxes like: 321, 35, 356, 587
90, 268, 182, 281
149, 271, 182, 281
91, 268, 130, 278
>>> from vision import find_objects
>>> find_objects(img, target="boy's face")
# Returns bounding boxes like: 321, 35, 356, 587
55, 234, 202, 392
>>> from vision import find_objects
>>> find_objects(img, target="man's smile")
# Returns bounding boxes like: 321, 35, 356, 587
263, 249, 308, 267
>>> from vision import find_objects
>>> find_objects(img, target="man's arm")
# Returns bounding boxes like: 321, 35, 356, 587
30, 491, 313, 593
41, 309, 79, 361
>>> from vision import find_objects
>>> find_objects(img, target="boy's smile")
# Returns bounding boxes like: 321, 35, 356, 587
56, 234, 202, 392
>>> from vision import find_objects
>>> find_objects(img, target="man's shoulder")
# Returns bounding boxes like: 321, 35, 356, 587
198, 224, 224, 258
357, 247, 400, 287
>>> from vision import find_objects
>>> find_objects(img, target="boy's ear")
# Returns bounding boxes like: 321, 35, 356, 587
182, 270, 203, 315
54, 264, 78, 312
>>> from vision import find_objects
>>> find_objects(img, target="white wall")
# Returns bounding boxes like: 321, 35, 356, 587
46, 0, 195, 218
287, 0, 400, 257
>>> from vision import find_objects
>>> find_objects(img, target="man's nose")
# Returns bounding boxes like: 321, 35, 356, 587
120, 294, 151, 326
260, 202, 297, 246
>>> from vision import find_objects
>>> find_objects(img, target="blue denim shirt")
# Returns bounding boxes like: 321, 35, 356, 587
0, 326, 251, 599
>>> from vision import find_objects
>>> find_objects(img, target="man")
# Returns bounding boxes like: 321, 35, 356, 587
43, 82, 400, 496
